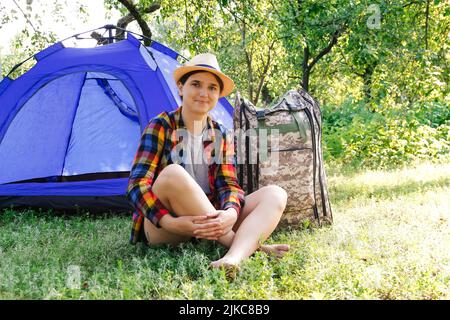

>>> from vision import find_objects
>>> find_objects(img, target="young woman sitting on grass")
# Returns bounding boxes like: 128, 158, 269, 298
127, 53, 289, 270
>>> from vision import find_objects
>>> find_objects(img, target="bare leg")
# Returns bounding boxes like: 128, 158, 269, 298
145, 165, 289, 268
210, 185, 289, 268
144, 164, 231, 246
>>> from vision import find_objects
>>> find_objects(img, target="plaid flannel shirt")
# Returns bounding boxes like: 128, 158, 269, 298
127, 106, 245, 244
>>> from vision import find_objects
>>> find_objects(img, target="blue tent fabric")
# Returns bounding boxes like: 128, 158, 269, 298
0, 32, 234, 209
0, 73, 87, 184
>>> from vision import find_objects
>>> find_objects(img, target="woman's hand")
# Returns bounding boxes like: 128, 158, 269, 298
193, 208, 238, 240
159, 214, 221, 239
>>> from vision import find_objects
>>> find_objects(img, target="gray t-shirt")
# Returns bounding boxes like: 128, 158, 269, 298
183, 130, 210, 194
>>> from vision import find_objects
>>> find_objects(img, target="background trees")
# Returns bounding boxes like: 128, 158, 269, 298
1, 0, 448, 168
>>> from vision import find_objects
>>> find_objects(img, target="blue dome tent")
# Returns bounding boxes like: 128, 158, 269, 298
0, 26, 234, 211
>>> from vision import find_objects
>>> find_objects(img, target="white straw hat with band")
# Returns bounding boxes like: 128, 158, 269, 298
173, 53, 235, 98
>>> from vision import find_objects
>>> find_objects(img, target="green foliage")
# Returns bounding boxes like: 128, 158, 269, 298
323, 100, 450, 169
1, 0, 70, 79
1, 29, 57, 79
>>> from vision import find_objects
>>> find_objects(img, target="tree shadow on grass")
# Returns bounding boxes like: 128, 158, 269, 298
93, 237, 226, 275
122, 234, 311, 284
2, 208, 314, 287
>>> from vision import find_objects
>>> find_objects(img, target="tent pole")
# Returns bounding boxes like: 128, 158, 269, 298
108, 28, 113, 44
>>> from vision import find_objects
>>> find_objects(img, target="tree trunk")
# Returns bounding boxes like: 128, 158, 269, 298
302, 46, 310, 91
116, 0, 160, 45
300, 28, 344, 92
425, 0, 430, 50
362, 61, 377, 103
241, 22, 254, 103
253, 41, 276, 106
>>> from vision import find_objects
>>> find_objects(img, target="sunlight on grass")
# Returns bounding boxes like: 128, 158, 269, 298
305, 163, 450, 299
327, 162, 450, 206
329, 162, 450, 188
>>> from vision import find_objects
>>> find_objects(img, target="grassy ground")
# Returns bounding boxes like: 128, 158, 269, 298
0, 162, 449, 299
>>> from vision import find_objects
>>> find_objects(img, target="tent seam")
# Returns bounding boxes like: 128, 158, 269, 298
60, 72, 88, 177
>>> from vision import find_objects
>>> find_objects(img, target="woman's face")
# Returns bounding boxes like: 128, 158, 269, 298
177, 71, 221, 115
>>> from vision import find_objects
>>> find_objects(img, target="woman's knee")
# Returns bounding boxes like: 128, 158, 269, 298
160, 164, 186, 178
261, 185, 288, 211
155, 164, 189, 188
152, 164, 190, 200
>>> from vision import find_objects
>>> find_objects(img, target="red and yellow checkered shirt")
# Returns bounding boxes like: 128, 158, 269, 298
127, 106, 245, 244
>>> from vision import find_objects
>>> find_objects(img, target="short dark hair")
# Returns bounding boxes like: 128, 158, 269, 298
179, 70, 224, 93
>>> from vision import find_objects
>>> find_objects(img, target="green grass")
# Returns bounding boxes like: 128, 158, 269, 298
0, 162, 449, 299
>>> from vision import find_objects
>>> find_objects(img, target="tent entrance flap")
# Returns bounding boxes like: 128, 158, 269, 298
0, 72, 141, 184
60, 72, 141, 177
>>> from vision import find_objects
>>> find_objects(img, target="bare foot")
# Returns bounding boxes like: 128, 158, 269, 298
209, 258, 240, 280
210, 257, 240, 269
259, 244, 290, 258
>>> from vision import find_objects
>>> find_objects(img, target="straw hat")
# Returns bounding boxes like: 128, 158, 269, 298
173, 53, 235, 97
